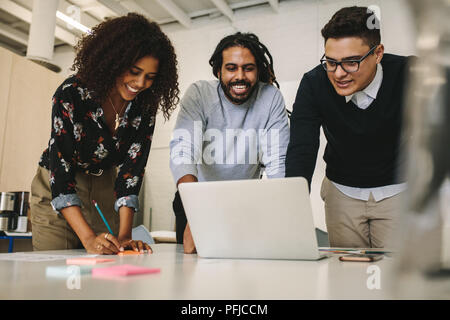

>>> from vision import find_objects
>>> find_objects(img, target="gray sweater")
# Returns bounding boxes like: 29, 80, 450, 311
170, 80, 290, 183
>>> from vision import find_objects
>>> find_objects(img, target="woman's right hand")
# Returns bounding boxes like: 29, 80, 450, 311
60, 207, 122, 255
84, 232, 123, 255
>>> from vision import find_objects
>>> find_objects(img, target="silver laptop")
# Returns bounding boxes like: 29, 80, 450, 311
178, 177, 329, 260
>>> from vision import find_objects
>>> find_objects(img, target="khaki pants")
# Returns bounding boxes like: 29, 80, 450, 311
320, 176, 400, 248
30, 166, 120, 251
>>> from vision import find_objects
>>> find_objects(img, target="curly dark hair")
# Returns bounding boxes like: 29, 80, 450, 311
321, 6, 381, 48
72, 13, 179, 120
208, 32, 279, 88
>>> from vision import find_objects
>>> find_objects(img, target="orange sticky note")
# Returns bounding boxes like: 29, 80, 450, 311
66, 257, 115, 265
117, 250, 142, 256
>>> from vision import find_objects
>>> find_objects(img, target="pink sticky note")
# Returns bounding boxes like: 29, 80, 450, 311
92, 264, 160, 277
66, 257, 115, 265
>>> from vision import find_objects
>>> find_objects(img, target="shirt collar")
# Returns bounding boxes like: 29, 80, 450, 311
345, 63, 383, 103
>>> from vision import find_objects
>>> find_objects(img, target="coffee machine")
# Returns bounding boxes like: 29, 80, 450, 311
0, 191, 29, 233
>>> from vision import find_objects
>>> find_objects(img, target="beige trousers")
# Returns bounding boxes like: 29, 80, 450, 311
30, 166, 119, 250
320, 176, 400, 248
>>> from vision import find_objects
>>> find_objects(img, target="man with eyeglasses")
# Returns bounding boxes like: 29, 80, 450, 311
286, 6, 414, 248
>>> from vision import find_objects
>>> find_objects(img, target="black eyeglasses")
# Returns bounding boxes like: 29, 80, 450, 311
320, 45, 378, 73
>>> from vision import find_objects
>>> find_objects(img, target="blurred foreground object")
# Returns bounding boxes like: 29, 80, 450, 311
392, 0, 450, 299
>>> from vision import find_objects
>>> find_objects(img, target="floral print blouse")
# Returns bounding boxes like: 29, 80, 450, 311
39, 75, 155, 214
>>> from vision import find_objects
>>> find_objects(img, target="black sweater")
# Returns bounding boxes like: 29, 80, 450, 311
286, 54, 413, 188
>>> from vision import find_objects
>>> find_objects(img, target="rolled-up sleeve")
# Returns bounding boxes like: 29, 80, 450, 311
51, 193, 82, 213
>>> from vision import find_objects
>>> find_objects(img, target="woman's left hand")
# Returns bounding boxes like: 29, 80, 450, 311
119, 238, 153, 254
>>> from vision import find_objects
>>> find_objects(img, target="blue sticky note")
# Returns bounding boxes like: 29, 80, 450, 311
45, 265, 93, 278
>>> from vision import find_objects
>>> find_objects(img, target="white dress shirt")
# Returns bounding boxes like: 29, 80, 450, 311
331, 63, 407, 202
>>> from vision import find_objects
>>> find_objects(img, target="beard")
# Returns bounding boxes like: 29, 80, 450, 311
219, 77, 257, 105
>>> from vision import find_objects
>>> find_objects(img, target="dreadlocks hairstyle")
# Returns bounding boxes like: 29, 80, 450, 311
321, 6, 381, 48
72, 13, 179, 120
208, 32, 279, 88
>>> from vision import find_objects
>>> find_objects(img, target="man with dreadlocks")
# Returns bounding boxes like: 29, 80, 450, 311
169, 32, 290, 254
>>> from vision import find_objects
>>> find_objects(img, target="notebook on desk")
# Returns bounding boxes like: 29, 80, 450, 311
178, 177, 330, 260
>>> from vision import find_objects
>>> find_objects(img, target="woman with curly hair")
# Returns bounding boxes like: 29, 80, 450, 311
29, 13, 179, 254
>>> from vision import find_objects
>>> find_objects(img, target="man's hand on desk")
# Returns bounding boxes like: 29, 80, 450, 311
177, 174, 198, 185
177, 174, 198, 254
183, 223, 197, 254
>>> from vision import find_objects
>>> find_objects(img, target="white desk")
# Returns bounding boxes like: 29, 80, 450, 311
0, 244, 447, 300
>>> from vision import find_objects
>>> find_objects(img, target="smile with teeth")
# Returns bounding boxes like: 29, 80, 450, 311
231, 84, 248, 95
126, 84, 139, 94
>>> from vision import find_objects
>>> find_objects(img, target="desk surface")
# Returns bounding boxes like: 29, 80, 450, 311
0, 244, 448, 300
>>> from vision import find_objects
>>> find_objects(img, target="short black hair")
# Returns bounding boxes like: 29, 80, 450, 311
321, 6, 381, 48
208, 32, 278, 87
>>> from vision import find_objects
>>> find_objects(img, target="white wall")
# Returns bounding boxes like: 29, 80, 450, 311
50, 0, 417, 232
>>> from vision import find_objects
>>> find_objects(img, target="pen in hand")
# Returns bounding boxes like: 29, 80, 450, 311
92, 200, 151, 254
92, 200, 115, 236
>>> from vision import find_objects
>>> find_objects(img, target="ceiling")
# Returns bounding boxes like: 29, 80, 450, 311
0, 0, 286, 58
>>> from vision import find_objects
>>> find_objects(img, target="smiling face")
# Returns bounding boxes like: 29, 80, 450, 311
218, 46, 258, 105
324, 37, 383, 96
112, 55, 159, 103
